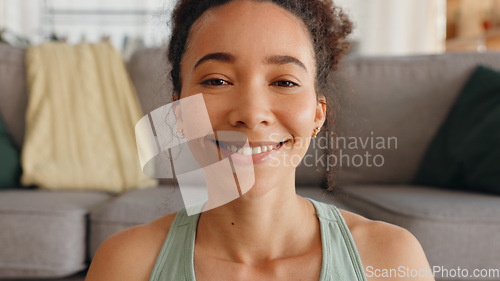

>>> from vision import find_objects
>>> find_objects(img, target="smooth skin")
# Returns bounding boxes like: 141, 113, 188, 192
86, 1, 435, 280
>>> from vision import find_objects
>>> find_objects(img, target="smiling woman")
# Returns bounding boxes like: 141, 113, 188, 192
85, 1, 435, 281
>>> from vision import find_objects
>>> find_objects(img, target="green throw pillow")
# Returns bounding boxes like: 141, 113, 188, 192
415, 65, 500, 194
0, 114, 22, 188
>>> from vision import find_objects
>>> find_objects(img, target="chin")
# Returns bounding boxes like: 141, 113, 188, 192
239, 167, 294, 199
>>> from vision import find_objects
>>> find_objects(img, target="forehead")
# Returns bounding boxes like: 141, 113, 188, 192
183, 0, 315, 68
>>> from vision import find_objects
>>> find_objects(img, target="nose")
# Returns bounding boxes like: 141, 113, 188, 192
227, 85, 276, 130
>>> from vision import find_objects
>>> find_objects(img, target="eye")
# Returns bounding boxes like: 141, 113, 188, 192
272, 80, 299, 88
201, 79, 231, 86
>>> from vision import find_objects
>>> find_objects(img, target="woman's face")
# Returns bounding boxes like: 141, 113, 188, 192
178, 0, 326, 195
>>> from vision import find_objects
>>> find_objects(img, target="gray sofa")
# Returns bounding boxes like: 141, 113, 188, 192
0, 43, 499, 281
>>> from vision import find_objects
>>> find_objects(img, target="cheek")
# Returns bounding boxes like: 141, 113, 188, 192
279, 96, 317, 136
200, 96, 227, 130
277, 95, 317, 162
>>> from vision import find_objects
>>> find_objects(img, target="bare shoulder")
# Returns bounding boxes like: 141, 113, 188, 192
338, 209, 435, 281
85, 212, 177, 281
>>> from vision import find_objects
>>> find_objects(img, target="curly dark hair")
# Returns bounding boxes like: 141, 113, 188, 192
167, 0, 352, 190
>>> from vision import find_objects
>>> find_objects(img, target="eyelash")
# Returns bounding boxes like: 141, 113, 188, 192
200, 79, 299, 88
201, 79, 231, 86
272, 80, 299, 88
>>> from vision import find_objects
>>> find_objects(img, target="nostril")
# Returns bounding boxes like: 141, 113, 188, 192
228, 105, 275, 129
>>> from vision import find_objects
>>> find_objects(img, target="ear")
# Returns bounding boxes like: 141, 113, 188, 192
173, 99, 184, 131
314, 95, 327, 129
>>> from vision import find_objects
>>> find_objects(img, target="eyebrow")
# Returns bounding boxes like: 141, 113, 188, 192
265, 55, 308, 72
193, 52, 308, 72
194, 52, 236, 70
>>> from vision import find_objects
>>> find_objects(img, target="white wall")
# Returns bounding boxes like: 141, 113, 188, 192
0, 0, 174, 49
1, 0, 40, 43
0, 0, 5, 28
2, 0, 446, 56
335, 0, 447, 56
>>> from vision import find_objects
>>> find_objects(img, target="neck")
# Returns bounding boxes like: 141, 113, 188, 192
196, 178, 320, 265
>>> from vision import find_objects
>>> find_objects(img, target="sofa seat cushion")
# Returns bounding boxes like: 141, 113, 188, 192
89, 186, 185, 258
0, 189, 111, 279
337, 185, 500, 280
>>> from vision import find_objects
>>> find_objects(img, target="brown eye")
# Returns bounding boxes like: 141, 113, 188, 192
273, 80, 299, 87
202, 79, 230, 86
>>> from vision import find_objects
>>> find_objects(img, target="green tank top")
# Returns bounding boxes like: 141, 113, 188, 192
149, 198, 368, 281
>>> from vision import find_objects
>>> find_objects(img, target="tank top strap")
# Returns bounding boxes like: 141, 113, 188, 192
307, 198, 368, 281
149, 205, 202, 281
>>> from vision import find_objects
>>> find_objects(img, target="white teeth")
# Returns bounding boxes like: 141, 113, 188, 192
241, 145, 274, 155
242, 147, 253, 156
252, 147, 262, 154
218, 142, 282, 156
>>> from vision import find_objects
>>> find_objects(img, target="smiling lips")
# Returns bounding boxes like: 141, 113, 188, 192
213, 140, 286, 156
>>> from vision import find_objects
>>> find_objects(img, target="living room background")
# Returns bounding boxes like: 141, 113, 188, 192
1, 0, 447, 57
0, 0, 171, 57
1, 1, 500, 281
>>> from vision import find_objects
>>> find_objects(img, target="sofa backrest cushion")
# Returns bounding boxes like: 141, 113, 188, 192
0, 44, 27, 148
333, 52, 500, 186
127, 47, 172, 115
415, 65, 500, 193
